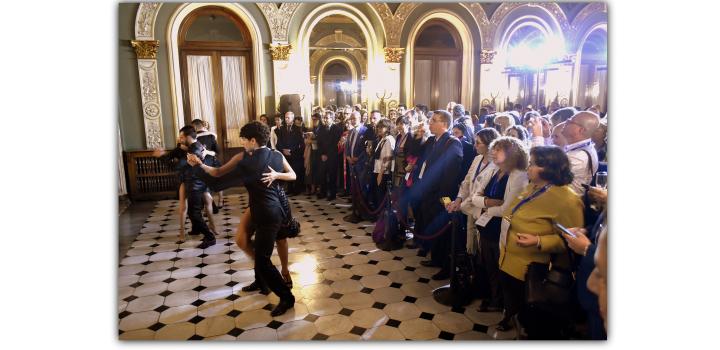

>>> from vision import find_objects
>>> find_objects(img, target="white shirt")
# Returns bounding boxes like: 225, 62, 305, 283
565, 138, 599, 196
373, 135, 396, 174
270, 126, 278, 150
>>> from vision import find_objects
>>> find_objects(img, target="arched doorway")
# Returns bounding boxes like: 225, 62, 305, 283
576, 27, 607, 112
307, 13, 366, 111
178, 6, 255, 161
320, 60, 355, 107
412, 20, 463, 111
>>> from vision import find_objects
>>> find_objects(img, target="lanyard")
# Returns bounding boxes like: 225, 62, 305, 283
473, 157, 491, 181
565, 140, 593, 153
510, 184, 551, 215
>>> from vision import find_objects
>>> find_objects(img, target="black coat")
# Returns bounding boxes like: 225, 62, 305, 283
276, 124, 304, 160
316, 123, 343, 157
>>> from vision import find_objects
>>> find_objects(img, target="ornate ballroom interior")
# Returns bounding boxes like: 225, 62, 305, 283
117, 2, 608, 341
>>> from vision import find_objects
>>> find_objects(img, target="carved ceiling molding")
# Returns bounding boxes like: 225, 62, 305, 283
569, 2, 608, 43
369, 3, 419, 47
462, 3, 492, 49
571, 2, 608, 30
135, 2, 162, 40
313, 33, 365, 49
257, 2, 301, 43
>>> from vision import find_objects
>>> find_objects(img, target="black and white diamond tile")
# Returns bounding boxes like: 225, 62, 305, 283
118, 193, 502, 340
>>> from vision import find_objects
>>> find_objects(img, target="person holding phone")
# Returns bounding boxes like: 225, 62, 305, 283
496, 146, 583, 338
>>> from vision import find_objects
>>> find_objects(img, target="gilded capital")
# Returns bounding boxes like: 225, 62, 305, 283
480, 50, 497, 64
310, 75, 317, 84
131, 40, 159, 59
269, 43, 292, 61
384, 47, 405, 64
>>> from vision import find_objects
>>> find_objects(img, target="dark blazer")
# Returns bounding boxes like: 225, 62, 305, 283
410, 132, 463, 202
316, 123, 343, 157
276, 124, 304, 159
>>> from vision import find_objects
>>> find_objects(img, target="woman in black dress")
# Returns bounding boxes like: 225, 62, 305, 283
188, 121, 296, 316
192, 119, 224, 214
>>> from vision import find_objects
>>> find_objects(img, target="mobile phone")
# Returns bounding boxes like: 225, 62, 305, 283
553, 221, 576, 238
441, 197, 452, 206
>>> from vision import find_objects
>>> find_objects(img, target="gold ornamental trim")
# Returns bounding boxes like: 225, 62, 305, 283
384, 47, 405, 63
131, 40, 159, 59
269, 43, 292, 61
480, 50, 497, 64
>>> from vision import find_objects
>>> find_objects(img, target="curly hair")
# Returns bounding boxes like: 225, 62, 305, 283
240, 120, 270, 146
489, 136, 529, 171
530, 146, 574, 186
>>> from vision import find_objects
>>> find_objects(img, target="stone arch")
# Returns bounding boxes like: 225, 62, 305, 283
492, 2, 569, 65
316, 56, 360, 107
165, 2, 267, 133
403, 9, 476, 109
293, 3, 383, 117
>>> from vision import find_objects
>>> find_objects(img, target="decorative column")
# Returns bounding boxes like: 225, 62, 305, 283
382, 47, 403, 111
131, 40, 164, 149
479, 49, 502, 109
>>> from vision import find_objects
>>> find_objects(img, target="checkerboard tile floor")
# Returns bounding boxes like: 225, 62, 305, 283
118, 193, 514, 340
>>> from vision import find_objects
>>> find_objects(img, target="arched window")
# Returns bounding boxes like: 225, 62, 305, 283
178, 6, 254, 161
412, 20, 463, 110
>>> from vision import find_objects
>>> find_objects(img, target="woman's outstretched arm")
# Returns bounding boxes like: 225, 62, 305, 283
187, 151, 244, 177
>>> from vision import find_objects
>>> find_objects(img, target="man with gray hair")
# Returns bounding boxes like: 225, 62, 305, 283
562, 111, 600, 195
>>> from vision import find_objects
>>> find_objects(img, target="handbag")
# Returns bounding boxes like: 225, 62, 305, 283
524, 232, 576, 317
276, 184, 301, 238
263, 150, 301, 239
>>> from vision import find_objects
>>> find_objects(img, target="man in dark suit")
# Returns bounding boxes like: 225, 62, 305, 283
315, 110, 343, 200
343, 111, 369, 222
276, 111, 304, 195
409, 110, 463, 280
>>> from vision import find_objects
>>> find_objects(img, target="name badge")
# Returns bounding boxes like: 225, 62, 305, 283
418, 161, 427, 179
476, 212, 492, 227
499, 216, 511, 250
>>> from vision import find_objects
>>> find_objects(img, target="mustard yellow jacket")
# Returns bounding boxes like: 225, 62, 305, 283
498, 184, 584, 281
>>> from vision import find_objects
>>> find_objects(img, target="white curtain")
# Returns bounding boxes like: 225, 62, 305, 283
438, 59, 459, 109
221, 56, 248, 148
187, 55, 216, 133
413, 59, 432, 106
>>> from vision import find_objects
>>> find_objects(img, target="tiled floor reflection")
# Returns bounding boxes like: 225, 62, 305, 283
118, 193, 511, 340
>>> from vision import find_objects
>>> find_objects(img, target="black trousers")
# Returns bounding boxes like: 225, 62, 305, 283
254, 220, 293, 300
499, 270, 524, 324
289, 156, 304, 194
187, 189, 214, 241
344, 160, 352, 194
319, 155, 338, 197
479, 230, 502, 306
